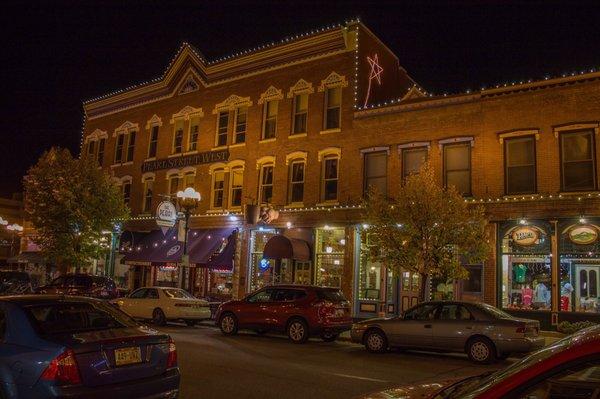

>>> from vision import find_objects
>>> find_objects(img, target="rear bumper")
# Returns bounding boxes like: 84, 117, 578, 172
495, 336, 546, 354
312, 321, 353, 335
45, 368, 180, 398
170, 308, 211, 320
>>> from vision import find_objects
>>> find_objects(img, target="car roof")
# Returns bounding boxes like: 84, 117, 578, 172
260, 284, 339, 290
0, 294, 102, 305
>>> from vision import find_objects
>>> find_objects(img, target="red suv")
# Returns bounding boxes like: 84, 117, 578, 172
216, 285, 352, 343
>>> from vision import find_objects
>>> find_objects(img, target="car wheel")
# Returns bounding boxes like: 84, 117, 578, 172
219, 313, 238, 335
185, 319, 197, 327
287, 318, 309, 344
152, 308, 166, 326
467, 337, 496, 364
364, 329, 388, 353
320, 332, 339, 342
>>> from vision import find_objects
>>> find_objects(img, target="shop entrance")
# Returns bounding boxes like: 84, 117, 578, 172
293, 261, 312, 284
399, 271, 420, 312
575, 265, 599, 311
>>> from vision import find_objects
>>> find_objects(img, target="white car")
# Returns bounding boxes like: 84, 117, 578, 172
114, 286, 211, 326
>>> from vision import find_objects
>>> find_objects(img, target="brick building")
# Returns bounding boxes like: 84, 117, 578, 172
82, 20, 600, 327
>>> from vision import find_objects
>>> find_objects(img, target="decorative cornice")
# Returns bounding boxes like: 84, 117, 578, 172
256, 155, 276, 169
285, 151, 308, 165
213, 95, 253, 114
85, 128, 108, 143
145, 114, 163, 130
258, 86, 284, 104
170, 106, 204, 123
498, 129, 540, 144
113, 121, 139, 137
287, 79, 315, 98
318, 147, 341, 161
318, 71, 348, 92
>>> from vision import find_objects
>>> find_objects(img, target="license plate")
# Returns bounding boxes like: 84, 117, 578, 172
114, 346, 142, 366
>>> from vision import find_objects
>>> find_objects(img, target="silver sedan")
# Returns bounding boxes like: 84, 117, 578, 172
350, 301, 545, 364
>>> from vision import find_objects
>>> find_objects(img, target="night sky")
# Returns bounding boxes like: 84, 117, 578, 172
2, 1, 599, 197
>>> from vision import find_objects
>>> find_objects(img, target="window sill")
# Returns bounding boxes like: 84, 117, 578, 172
259, 138, 276, 144
228, 207, 242, 212
285, 202, 305, 209
111, 161, 133, 168
206, 209, 227, 214
229, 142, 246, 148
212, 145, 228, 151
289, 133, 307, 139
320, 128, 341, 135
184, 150, 198, 155
144, 157, 157, 162
167, 153, 183, 158
558, 190, 600, 196
123, 161, 133, 166
316, 201, 339, 207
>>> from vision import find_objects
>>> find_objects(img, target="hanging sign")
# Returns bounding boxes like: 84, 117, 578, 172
568, 225, 598, 245
511, 227, 539, 246
156, 201, 177, 228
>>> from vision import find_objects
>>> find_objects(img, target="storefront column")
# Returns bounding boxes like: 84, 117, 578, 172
342, 226, 355, 308
550, 220, 559, 324
233, 228, 248, 300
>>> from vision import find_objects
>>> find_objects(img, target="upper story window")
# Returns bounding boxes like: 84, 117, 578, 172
258, 164, 274, 205
115, 134, 125, 163
211, 169, 225, 209
505, 136, 536, 195
168, 174, 180, 196
142, 176, 154, 213
292, 94, 308, 135
85, 129, 108, 167
234, 107, 247, 144
560, 130, 597, 192
442, 140, 472, 196
363, 150, 388, 197
217, 112, 229, 147
183, 171, 195, 189
87, 141, 96, 158
188, 117, 200, 151
401, 145, 429, 179
97, 138, 105, 166
325, 87, 341, 130
148, 125, 159, 158
229, 166, 244, 208
318, 148, 341, 203
113, 122, 138, 165
126, 131, 136, 162
262, 100, 278, 140
288, 160, 305, 204
173, 120, 184, 154
122, 181, 132, 206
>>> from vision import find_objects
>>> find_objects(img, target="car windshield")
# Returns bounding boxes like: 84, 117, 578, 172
25, 301, 137, 335
476, 303, 514, 319
436, 332, 578, 399
163, 288, 194, 299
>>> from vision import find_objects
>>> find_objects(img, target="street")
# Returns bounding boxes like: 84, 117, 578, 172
159, 324, 507, 399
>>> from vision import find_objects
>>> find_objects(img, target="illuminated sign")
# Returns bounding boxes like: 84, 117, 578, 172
142, 149, 229, 172
259, 258, 270, 271
511, 227, 539, 246
568, 225, 598, 245
156, 201, 177, 228
364, 54, 383, 107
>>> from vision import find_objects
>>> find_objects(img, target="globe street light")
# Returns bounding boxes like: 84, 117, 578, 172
176, 188, 201, 289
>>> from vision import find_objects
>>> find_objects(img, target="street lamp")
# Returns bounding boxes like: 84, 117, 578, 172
176, 188, 201, 289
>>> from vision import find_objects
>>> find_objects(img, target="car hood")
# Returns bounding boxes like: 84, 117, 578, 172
361, 378, 461, 399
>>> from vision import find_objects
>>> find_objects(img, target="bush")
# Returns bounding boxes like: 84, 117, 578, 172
557, 320, 597, 335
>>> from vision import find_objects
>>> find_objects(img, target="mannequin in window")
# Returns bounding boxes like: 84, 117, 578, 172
561, 281, 573, 311
533, 280, 550, 308
522, 284, 533, 307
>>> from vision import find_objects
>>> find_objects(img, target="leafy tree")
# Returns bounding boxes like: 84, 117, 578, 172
364, 162, 490, 303
24, 147, 129, 272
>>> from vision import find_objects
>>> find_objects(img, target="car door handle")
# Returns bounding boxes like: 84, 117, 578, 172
424, 324, 432, 328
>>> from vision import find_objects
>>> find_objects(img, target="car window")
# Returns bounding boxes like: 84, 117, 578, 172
129, 288, 147, 299
25, 301, 136, 334
513, 359, 600, 399
247, 289, 274, 303
316, 289, 346, 303
145, 289, 159, 299
163, 289, 194, 299
477, 303, 513, 319
273, 289, 306, 302
439, 304, 473, 320
50, 276, 65, 286
404, 304, 438, 320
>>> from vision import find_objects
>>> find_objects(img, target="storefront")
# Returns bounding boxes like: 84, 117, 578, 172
314, 227, 345, 288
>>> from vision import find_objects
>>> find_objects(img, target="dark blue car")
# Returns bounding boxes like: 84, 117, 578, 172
0, 295, 180, 398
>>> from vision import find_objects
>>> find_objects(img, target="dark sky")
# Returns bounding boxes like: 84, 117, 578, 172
2, 1, 599, 197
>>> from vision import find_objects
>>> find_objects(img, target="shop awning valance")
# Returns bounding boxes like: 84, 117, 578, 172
203, 233, 237, 272
119, 230, 151, 254
189, 228, 236, 267
7, 251, 46, 264
263, 235, 310, 261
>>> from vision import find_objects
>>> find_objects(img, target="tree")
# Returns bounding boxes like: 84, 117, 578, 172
363, 162, 491, 303
24, 147, 129, 272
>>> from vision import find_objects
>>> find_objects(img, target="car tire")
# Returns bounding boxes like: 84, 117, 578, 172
219, 313, 238, 335
152, 308, 167, 326
320, 332, 339, 342
185, 319, 197, 327
467, 337, 496, 364
364, 329, 388, 353
287, 318, 309, 344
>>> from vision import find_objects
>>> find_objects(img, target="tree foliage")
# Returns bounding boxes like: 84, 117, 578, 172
363, 162, 491, 302
24, 147, 129, 271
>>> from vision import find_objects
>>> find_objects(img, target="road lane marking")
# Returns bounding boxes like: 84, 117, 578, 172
329, 372, 389, 383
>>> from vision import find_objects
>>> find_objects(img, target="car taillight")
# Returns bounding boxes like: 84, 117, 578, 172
167, 338, 177, 368
41, 349, 81, 385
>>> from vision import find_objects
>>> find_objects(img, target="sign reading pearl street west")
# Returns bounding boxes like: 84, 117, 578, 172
141, 149, 229, 173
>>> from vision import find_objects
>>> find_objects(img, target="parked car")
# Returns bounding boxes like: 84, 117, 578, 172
351, 301, 544, 363
0, 295, 180, 398
216, 285, 352, 343
0, 270, 32, 295
113, 286, 211, 326
361, 324, 600, 399
35, 273, 118, 299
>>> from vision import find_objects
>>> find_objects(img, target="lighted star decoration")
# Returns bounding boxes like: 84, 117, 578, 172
364, 54, 383, 107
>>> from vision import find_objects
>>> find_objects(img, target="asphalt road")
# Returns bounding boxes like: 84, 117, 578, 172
158, 324, 509, 399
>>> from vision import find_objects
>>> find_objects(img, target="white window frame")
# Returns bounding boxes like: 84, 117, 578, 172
258, 164, 275, 205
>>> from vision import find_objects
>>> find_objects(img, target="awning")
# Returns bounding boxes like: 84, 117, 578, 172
119, 230, 151, 254
7, 251, 46, 264
263, 235, 310, 261
204, 233, 237, 272
189, 228, 236, 266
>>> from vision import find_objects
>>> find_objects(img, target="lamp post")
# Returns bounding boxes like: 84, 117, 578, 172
176, 187, 201, 289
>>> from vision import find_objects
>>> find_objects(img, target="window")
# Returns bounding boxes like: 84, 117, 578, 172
322, 156, 339, 202
258, 164, 274, 204
402, 147, 428, 179
126, 131, 136, 162
315, 228, 345, 288
324, 87, 341, 130
129, 288, 147, 299
364, 151, 387, 196
212, 170, 225, 209
292, 94, 308, 134
122, 182, 131, 206
169, 175, 180, 196
229, 167, 243, 208
505, 136, 536, 194
262, 100, 278, 139
403, 304, 437, 320
148, 125, 159, 158
234, 107, 247, 144
97, 138, 105, 166
444, 142, 471, 196
273, 289, 307, 302
216, 111, 229, 147
463, 265, 483, 293
183, 172, 195, 189
561, 130, 596, 191
288, 161, 305, 204
438, 304, 473, 320
358, 232, 382, 300
143, 179, 154, 213
247, 289, 274, 303
115, 134, 125, 163
173, 120, 184, 154
188, 119, 199, 151
87, 141, 96, 158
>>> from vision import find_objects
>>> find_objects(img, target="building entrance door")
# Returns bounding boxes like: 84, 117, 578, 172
385, 270, 400, 316
399, 270, 421, 312
575, 265, 599, 312
293, 261, 311, 284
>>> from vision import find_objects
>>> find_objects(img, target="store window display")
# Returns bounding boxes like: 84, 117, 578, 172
358, 232, 382, 300
155, 265, 179, 287
315, 228, 345, 288
248, 229, 278, 292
